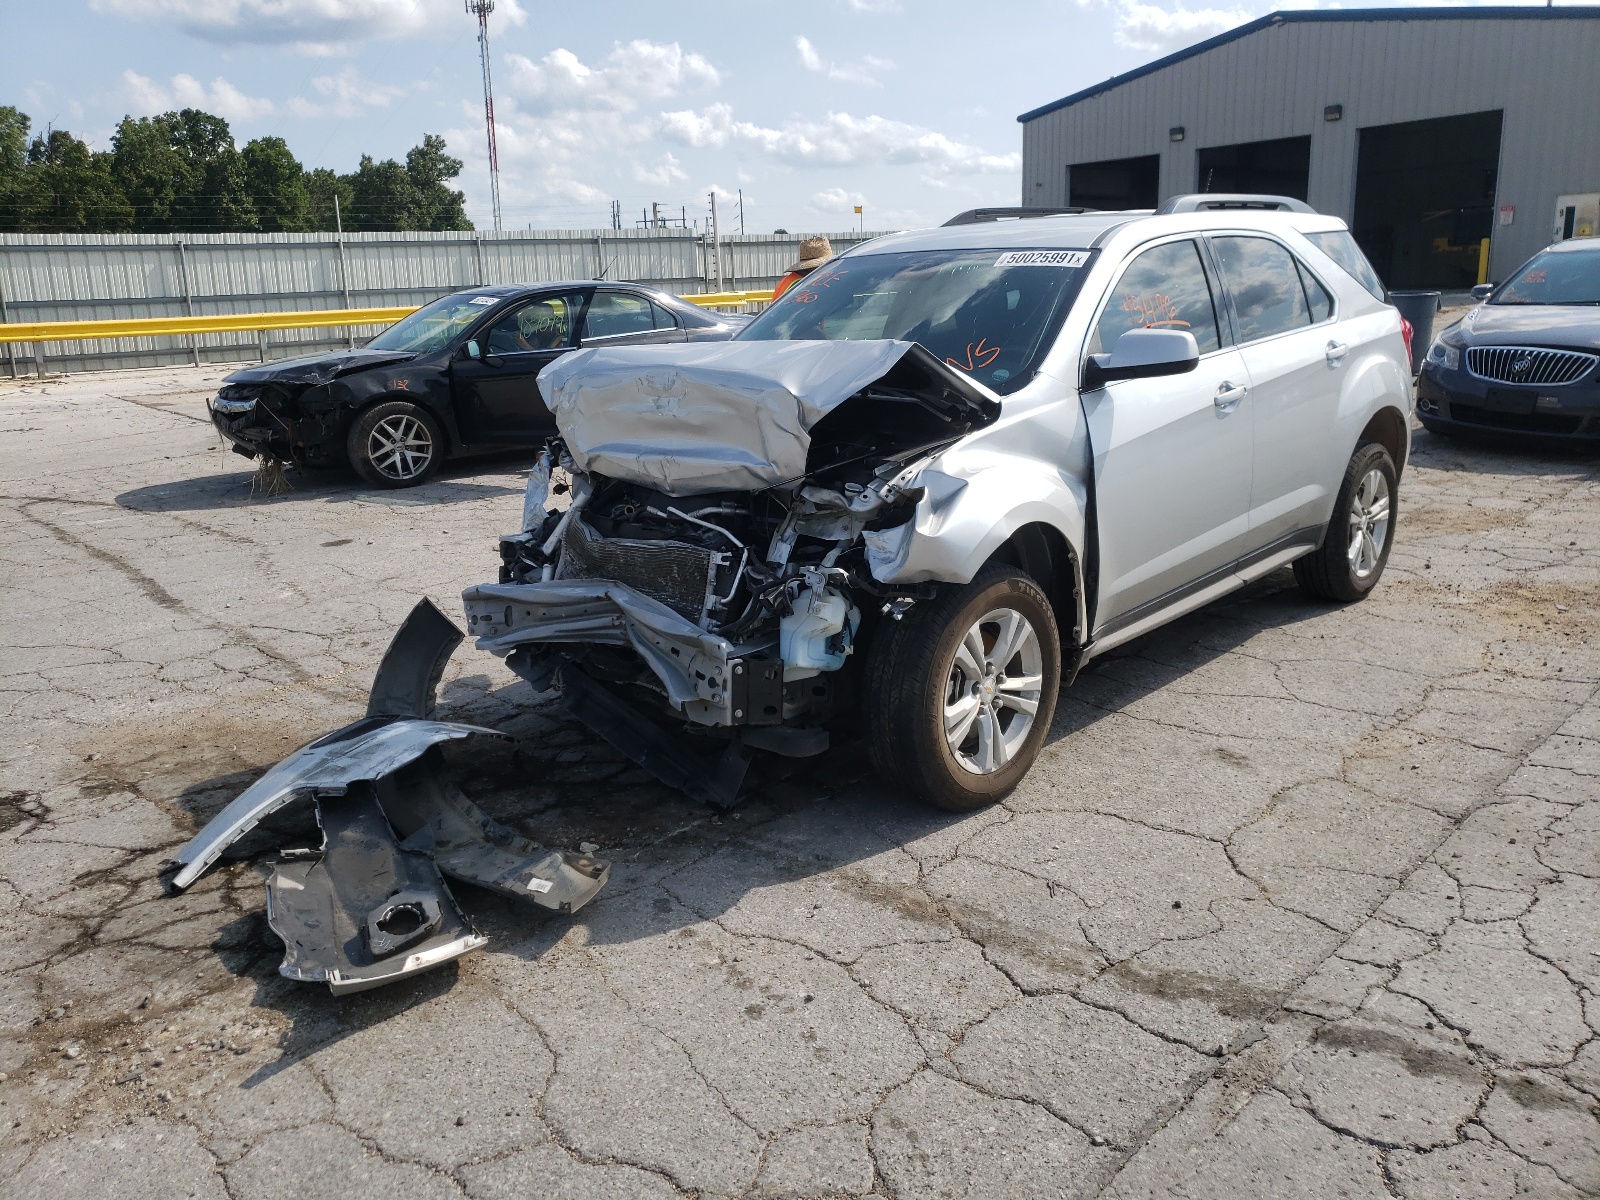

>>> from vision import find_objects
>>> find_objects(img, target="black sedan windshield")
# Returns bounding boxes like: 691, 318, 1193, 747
368, 292, 504, 352
738, 248, 1093, 394
1494, 249, 1600, 306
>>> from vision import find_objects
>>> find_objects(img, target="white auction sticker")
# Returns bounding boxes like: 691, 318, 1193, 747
526, 877, 554, 894
995, 250, 1090, 268
468, 295, 497, 305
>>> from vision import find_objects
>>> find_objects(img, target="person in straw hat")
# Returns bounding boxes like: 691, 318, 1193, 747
772, 236, 834, 301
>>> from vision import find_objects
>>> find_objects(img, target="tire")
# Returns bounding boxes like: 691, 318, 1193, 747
864, 564, 1061, 812
1293, 442, 1397, 603
348, 400, 444, 488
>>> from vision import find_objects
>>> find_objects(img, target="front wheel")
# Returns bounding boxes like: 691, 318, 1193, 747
865, 565, 1061, 812
1293, 442, 1397, 602
348, 400, 444, 488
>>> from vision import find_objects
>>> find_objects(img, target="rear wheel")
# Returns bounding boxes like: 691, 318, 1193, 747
1293, 442, 1397, 602
348, 400, 443, 488
865, 565, 1061, 812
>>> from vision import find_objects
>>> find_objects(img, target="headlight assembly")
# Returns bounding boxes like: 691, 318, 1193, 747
1426, 340, 1459, 371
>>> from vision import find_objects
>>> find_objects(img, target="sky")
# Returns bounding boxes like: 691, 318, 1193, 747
1, 0, 1580, 234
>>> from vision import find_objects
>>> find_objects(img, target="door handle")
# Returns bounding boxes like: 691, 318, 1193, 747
1325, 340, 1349, 365
1214, 381, 1249, 409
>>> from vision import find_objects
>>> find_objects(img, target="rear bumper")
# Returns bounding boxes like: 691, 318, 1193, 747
1415, 367, 1600, 440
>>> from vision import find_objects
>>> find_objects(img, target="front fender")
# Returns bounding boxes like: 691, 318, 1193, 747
867, 453, 1089, 590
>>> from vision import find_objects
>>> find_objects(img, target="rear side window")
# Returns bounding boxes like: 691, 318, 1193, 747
1304, 230, 1386, 301
1211, 236, 1311, 343
1297, 261, 1334, 322
584, 291, 656, 339
1090, 239, 1221, 356
650, 300, 680, 329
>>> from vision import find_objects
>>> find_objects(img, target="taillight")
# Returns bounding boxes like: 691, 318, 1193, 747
1399, 316, 1414, 364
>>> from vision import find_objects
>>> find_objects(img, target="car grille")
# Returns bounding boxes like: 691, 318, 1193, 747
1466, 345, 1598, 386
560, 513, 716, 619
1448, 403, 1586, 436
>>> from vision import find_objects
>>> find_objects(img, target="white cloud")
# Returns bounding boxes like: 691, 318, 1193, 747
90, 0, 523, 48
1111, 2, 1254, 52
284, 66, 410, 117
841, 0, 900, 11
506, 40, 719, 114
633, 153, 688, 187
795, 35, 894, 87
810, 186, 867, 213
120, 69, 276, 120
659, 103, 1018, 176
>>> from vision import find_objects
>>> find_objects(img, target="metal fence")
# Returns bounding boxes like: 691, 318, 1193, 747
0, 228, 886, 376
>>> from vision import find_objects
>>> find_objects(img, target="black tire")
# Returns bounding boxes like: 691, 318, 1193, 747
1293, 442, 1398, 603
864, 564, 1061, 812
348, 400, 444, 488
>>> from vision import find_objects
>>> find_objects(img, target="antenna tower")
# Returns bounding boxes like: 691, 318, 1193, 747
465, 0, 503, 232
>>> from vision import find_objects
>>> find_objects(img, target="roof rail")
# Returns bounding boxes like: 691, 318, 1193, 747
942, 206, 1098, 226
1156, 194, 1317, 214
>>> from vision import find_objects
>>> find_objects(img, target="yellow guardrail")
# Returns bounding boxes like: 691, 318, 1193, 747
0, 290, 776, 345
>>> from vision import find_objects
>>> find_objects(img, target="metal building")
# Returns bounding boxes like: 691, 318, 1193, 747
1018, 7, 1600, 288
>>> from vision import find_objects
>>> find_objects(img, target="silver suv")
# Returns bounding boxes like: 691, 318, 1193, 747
469, 195, 1413, 812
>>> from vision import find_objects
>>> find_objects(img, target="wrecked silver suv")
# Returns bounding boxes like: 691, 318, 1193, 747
174, 199, 1413, 993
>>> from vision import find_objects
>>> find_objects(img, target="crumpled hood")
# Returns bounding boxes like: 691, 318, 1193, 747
1457, 304, 1600, 351
538, 339, 985, 495
224, 348, 417, 387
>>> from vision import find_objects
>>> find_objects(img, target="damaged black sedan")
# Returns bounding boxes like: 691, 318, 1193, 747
209, 283, 747, 487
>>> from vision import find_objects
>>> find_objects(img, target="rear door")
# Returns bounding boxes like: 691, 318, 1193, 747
452, 289, 590, 444
581, 289, 687, 347
1208, 234, 1345, 547
1082, 237, 1256, 632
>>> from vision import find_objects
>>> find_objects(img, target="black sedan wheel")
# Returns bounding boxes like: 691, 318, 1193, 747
348, 401, 443, 488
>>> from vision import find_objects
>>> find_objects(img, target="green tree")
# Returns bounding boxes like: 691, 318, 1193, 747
304, 167, 354, 231
112, 113, 190, 231
0, 106, 30, 230
242, 136, 308, 232
18, 128, 131, 232
344, 153, 412, 231
168, 109, 254, 231
405, 134, 471, 231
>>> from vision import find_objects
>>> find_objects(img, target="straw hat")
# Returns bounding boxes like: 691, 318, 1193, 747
789, 236, 834, 271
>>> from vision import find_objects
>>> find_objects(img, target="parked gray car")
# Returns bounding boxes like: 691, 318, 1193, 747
1418, 237, 1600, 442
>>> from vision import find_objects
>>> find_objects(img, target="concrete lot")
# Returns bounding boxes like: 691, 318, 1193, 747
1, 365, 1597, 1200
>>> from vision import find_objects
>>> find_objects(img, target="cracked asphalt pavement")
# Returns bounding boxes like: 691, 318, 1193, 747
2, 365, 1599, 1199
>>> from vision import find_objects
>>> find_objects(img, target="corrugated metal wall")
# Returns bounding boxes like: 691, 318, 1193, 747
0, 228, 883, 375
1019, 13, 1600, 281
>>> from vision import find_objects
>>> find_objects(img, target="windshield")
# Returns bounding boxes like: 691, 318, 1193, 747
367, 292, 504, 352
738, 248, 1095, 394
1494, 249, 1600, 306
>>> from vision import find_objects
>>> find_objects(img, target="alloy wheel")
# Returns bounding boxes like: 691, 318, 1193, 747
943, 607, 1045, 775
1346, 467, 1391, 579
367, 413, 434, 482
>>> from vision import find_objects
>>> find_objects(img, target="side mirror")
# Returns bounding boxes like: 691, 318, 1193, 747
1082, 328, 1200, 389
1471, 283, 1494, 301
464, 340, 482, 360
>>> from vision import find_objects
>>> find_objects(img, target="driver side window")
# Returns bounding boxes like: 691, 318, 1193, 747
483, 292, 585, 355
1091, 239, 1222, 357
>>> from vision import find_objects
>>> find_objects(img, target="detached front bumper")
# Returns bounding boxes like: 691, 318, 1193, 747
463, 579, 782, 728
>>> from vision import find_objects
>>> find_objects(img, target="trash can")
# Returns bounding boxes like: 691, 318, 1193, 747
1388, 290, 1441, 374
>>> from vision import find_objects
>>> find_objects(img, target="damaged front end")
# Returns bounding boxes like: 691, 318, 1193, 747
170, 598, 607, 994
209, 350, 418, 465
464, 339, 999, 804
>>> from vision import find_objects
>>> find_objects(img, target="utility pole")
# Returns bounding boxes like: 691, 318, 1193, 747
465, 0, 503, 232
738, 189, 745, 235
708, 191, 725, 292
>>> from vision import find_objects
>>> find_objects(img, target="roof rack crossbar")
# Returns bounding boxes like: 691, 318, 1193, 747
1156, 194, 1317, 215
